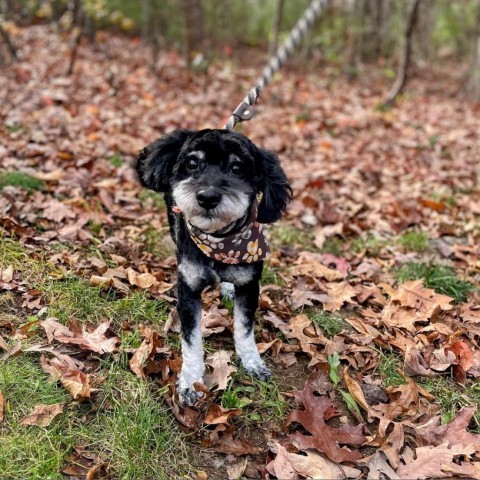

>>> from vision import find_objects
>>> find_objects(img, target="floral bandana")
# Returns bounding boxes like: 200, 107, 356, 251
178, 202, 270, 264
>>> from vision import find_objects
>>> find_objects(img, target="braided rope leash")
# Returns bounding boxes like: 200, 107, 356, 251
224, 0, 331, 131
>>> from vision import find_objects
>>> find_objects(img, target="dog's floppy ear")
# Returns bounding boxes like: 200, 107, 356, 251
256, 147, 292, 223
135, 129, 192, 192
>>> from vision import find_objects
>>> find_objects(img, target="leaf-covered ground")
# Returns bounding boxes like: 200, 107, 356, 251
1, 25, 480, 479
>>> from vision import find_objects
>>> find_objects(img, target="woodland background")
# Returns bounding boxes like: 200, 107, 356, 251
1, 1, 480, 480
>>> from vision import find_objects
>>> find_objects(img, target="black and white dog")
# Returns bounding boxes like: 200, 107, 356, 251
135, 129, 291, 406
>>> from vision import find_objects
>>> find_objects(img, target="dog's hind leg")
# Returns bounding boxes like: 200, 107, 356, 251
176, 276, 205, 406
234, 280, 271, 381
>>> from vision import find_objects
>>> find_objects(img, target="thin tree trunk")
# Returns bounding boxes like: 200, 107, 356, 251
67, 0, 84, 75
0, 22, 18, 60
142, 0, 152, 42
181, 0, 206, 68
384, 0, 421, 106
467, 0, 480, 101
269, 0, 285, 55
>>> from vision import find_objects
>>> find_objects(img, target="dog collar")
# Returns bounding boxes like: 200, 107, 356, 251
181, 202, 270, 264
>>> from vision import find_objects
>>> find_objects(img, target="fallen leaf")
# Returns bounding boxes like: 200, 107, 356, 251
40, 355, 91, 400
358, 451, 400, 480
286, 448, 362, 480
414, 405, 480, 452
19, 403, 63, 427
126, 267, 157, 289
204, 350, 237, 391
287, 381, 365, 462
396, 443, 475, 479
323, 282, 357, 312
204, 404, 242, 425
41, 318, 119, 354
0, 266, 13, 282
449, 340, 474, 371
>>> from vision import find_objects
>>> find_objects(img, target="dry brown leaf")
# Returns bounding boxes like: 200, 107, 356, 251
204, 350, 237, 391
226, 458, 247, 480
323, 282, 357, 311
129, 325, 163, 379
265, 443, 298, 480
286, 448, 362, 480
19, 403, 64, 427
41, 318, 119, 354
126, 267, 157, 289
41, 199, 76, 222
0, 341, 22, 361
0, 266, 13, 282
396, 443, 475, 479
357, 451, 400, 480
414, 405, 480, 452
201, 304, 231, 337
295, 252, 344, 281
40, 355, 91, 400
449, 340, 474, 371
204, 404, 242, 425
287, 381, 365, 462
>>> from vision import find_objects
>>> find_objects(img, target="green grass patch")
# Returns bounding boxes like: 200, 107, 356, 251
0, 172, 44, 192
420, 377, 480, 432
43, 277, 168, 326
140, 226, 175, 259
308, 309, 348, 338
321, 237, 345, 256
108, 152, 123, 168
261, 264, 285, 287
376, 351, 407, 388
221, 372, 287, 422
0, 355, 188, 480
269, 223, 315, 251
395, 262, 473, 303
396, 230, 429, 252
352, 234, 386, 256
139, 190, 166, 211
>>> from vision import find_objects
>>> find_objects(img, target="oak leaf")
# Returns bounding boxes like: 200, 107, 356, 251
204, 350, 236, 391
40, 355, 91, 400
41, 318, 119, 354
287, 382, 365, 462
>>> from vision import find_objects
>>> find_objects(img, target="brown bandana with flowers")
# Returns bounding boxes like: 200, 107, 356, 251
181, 202, 270, 264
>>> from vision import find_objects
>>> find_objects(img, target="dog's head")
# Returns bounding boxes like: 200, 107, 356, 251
136, 129, 292, 233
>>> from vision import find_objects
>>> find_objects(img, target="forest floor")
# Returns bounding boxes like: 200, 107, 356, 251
1, 25, 480, 480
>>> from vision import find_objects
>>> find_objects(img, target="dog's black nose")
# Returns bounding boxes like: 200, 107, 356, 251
197, 189, 221, 210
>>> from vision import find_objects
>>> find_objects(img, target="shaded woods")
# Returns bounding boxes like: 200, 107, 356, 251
1, 1, 480, 480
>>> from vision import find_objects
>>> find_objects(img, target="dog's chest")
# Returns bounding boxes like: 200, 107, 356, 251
178, 258, 257, 290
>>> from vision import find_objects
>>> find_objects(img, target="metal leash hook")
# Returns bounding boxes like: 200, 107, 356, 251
232, 101, 256, 123
224, 0, 330, 131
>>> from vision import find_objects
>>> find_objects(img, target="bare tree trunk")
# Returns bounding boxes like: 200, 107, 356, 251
181, 0, 206, 68
384, 0, 421, 106
467, 0, 480, 101
67, 0, 84, 75
269, 0, 285, 55
0, 22, 18, 61
142, 0, 152, 42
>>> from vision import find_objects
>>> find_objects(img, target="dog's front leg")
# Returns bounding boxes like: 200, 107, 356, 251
234, 279, 271, 381
176, 276, 204, 406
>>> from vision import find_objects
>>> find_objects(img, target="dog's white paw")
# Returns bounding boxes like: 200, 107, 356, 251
177, 386, 199, 407
243, 360, 272, 382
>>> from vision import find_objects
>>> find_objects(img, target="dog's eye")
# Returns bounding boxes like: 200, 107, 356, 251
231, 162, 242, 174
186, 158, 199, 171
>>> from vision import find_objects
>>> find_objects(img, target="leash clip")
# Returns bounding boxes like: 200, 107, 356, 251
233, 101, 256, 122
